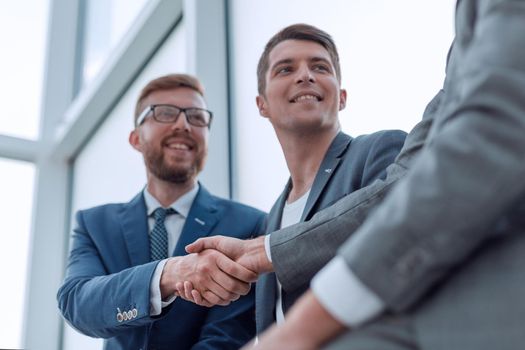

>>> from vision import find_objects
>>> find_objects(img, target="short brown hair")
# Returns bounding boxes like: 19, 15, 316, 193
134, 73, 205, 124
256, 23, 342, 95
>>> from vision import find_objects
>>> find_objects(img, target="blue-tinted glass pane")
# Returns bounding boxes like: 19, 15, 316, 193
0, 1, 49, 140
81, 0, 151, 87
0, 158, 35, 348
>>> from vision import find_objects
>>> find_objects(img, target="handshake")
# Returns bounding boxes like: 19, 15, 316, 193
159, 235, 273, 307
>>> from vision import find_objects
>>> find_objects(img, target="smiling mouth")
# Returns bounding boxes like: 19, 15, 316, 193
163, 141, 196, 152
290, 94, 322, 103
167, 143, 190, 150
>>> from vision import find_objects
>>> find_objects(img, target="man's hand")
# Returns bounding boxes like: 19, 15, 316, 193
160, 249, 257, 306
176, 235, 273, 306
186, 235, 273, 274
245, 290, 347, 349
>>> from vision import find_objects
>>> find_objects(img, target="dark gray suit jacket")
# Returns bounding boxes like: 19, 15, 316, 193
268, 0, 525, 348
256, 130, 406, 334
270, 93, 441, 292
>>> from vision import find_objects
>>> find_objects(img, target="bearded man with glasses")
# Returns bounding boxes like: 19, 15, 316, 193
57, 74, 266, 350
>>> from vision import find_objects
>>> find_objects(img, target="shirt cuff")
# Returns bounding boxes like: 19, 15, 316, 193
264, 234, 272, 263
150, 259, 177, 316
311, 256, 384, 327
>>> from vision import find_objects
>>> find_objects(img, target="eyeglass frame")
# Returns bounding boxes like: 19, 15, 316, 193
135, 104, 213, 128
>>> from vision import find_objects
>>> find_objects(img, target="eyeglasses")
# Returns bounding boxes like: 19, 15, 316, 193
136, 104, 213, 128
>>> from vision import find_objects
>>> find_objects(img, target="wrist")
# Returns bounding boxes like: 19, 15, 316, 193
159, 257, 179, 299
284, 291, 347, 347
250, 236, 273, 273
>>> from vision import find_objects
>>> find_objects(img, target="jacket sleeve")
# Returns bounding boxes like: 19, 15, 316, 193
57, 210, 163, 338
360, 129, 407, 187
339, 0, 525, 312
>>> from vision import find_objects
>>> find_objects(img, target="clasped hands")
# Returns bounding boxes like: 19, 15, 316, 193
160, 235, 272, 307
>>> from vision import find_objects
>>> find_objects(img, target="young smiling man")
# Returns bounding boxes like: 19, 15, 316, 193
251, 1, 525, 349
57, 74, 266, 350
180, 24, 406, 334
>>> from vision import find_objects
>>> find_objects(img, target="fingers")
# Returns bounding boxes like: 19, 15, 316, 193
210, 273, 244, 301
186, 236, 223, 254
191, 252, 242, 301
175, 281, 194, 302
175, 282, 185, 297
175, 281, 218, 308
207, 274, 240, 303
182, 281, 225, 307
170, 250, 254, 306
186, 276, 231, 306
190, 289, 205, 305
192, 289, 215, 307
201, 289, 231, 306
184, 281, 194, 301
216, 252, 258, 284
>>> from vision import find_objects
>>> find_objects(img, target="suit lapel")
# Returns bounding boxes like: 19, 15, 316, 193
258, 133, 352, 330
301, 132, 352, 221
119, 192, 151, 266
173, 185, 220, 256
267, 181, 291, 232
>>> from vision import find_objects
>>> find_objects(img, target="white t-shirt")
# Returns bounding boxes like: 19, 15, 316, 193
275, 189, 310, 324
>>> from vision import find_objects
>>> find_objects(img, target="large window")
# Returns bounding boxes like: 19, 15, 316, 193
0, 159, 35, 348
81, 0, 151, 88
0, 2, 48, 347
0, 1, 49, 139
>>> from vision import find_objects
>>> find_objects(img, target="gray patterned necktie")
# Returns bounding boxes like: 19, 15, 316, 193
150, 207, 176, 261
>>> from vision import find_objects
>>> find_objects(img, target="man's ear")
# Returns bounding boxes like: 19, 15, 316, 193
129, 129, 142, 152
256, 95, 270, 118
339, 89, 347, 111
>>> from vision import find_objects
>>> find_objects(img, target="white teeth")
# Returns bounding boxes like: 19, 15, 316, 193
294, 94, 319, 102
167, 143, 190, 150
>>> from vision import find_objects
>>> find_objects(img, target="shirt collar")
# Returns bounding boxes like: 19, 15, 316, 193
143, 183, 200, 219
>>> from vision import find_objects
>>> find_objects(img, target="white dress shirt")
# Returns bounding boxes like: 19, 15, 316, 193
144, 184, 199, 316
311, 257, 384, 327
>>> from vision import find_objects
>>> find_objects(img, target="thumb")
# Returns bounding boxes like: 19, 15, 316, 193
186, 236, 220, 253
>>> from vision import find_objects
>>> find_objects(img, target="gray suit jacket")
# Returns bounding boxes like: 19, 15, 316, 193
270, 1, 525, 349
256, 130, 406, 334
270, 92, 441, 292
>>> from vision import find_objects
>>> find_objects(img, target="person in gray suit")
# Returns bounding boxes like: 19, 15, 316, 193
177, 23, 406, 317
249, 0, 525, 349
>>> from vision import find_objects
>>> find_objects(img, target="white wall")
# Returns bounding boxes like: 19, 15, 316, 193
229, 0, 455, 211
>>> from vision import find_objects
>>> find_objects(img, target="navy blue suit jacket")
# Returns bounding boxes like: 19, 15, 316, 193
58, 185, 266, 350
255, 130, 406, 334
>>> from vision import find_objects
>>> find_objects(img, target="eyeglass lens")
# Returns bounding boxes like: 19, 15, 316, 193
154, 105, 210, 126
